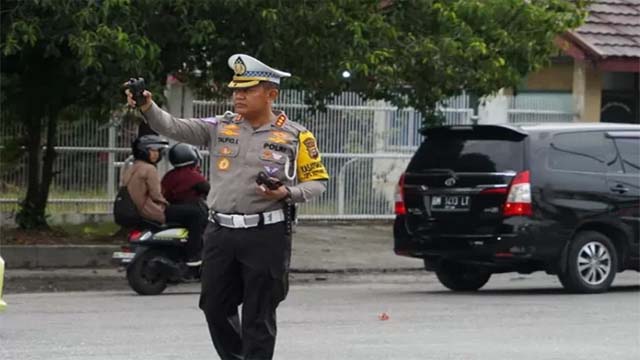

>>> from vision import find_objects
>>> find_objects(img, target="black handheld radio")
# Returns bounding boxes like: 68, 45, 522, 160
125, 77, 147, 108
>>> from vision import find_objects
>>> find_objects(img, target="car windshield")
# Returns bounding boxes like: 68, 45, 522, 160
409, 133, 525, 173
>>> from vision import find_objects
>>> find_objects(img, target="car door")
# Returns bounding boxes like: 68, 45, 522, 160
606, 131, 640, 263
545, 131, 615, 220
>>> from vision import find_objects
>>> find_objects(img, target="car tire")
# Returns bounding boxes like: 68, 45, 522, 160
435, 261, 491, 291
558, 231, 617, 294
127, 250, 168, 295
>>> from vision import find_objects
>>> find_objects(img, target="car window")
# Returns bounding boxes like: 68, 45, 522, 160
549, 132, 619, 173
409, 136, 524, 173
614, 138, 640, 174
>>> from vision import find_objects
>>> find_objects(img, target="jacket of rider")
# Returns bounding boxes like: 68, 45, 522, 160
161, 165, 209, 204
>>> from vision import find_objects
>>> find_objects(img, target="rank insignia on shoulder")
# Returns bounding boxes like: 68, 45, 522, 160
275, 114, 286, 128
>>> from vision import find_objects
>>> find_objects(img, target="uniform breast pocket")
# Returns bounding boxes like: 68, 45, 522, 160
212, 143, 240, 172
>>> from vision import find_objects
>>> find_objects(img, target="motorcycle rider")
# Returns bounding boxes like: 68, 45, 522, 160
122, 135, 206, 266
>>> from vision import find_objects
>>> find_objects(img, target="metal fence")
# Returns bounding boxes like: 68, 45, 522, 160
0, 90, 572, 220
508, 92, 574, 123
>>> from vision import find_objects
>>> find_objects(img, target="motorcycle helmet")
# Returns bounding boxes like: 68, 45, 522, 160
132, 135, 169, 163
168, 143, 202, 168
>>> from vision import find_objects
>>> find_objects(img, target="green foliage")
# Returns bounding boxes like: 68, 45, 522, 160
145, 0, 587, 121
1, 0, 586, 227
373, 0, 587, 120
2, 0, 587, 125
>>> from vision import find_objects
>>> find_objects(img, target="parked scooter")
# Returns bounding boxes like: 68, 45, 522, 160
112, 221, 200, 295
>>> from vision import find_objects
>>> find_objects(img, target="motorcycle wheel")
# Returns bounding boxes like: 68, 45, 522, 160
127, 250, 168, 295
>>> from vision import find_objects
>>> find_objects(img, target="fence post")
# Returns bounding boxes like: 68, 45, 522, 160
337, 157, 359, 215
107, 121, 116, 199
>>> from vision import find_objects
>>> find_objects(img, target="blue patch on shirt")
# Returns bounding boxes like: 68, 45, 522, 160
264, 166, 279, 176
201, 117, 218, 124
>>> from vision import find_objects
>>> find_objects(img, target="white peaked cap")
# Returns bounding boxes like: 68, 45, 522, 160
227, 54, 291, 88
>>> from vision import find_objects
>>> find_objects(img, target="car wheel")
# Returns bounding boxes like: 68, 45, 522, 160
435, 261, 491, 291
127, 250, 168, 295
558, 231, 617, 294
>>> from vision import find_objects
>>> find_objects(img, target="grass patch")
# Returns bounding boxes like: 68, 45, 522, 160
1, 221, 125, 245
54, 222, 121, 239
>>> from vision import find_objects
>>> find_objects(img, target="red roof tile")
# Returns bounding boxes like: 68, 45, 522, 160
571, 0, 640, 58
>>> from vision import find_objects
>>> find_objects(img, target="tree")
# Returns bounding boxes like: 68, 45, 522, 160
2, 0, 163, 228
2, 0, 585, 228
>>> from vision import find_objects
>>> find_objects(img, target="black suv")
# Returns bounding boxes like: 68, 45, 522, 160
394, 123, 639, 293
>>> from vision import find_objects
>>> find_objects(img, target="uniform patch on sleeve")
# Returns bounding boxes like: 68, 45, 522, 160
297, 131, 329, 182
303, 137, 319, 159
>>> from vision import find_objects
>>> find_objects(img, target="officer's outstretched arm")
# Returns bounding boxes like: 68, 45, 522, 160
289, 131, 329, 203
142, 102, 213, 146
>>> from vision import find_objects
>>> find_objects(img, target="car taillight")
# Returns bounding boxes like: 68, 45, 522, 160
480, 187, 508, 195
394, 173, 406, 215
503, 170, 532, 217
128, 230, 143, 242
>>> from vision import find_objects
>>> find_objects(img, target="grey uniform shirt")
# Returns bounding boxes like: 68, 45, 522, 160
142, 102, 329, 214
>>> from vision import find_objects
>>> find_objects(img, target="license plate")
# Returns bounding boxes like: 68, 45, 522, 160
112, 252, 135, 262
430, 195, 470, 211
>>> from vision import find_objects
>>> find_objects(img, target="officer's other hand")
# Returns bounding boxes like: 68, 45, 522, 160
256, 184, 288, 201
124, 85, 153, 112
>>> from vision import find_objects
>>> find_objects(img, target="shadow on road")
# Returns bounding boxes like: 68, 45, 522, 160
110, 290, 201, 297
411, 284, 640, 296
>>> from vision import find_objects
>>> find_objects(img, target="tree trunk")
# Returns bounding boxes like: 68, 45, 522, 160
17, 114, 47, 229
17, 110, 58, 229
38, 112, 59, 213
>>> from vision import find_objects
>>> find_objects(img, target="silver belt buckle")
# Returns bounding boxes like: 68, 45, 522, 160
232, 215, 247, 228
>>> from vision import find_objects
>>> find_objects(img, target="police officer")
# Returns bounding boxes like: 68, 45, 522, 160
125, 54, 329, 359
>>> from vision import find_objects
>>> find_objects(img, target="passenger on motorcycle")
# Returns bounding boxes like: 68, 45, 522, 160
121, 135, 207, 266
162, 143, 210, 208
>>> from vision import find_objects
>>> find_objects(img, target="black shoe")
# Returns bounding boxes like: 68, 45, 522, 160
181, 263, 201, 281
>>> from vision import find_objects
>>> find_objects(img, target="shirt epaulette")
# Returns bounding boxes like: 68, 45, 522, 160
281, 119, 307, 136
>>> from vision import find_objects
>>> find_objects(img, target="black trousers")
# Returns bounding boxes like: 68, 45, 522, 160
199, 221, 291, 360
164, 202, 208, 261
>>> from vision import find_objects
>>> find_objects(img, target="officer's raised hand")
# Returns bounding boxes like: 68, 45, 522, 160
123, 82, 153, 112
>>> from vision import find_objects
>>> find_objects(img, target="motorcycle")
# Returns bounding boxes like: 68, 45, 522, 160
112, 221, 200, 295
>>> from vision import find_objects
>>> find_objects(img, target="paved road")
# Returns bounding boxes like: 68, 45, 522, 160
1, 272, 639, 360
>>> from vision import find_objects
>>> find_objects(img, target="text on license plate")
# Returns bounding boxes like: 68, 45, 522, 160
430, 195, 470, 211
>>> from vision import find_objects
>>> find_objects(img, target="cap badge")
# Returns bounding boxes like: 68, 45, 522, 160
233, 57, 247, 76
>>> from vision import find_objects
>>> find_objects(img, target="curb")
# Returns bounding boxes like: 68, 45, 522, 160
3, 268, 427, 294
1, 245, 119, 269
1, 245, 422, 272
